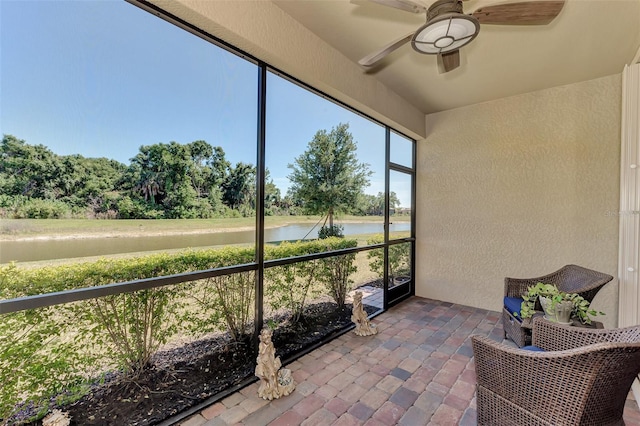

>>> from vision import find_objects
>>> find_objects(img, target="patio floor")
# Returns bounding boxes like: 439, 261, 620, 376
179, 296, 640, 426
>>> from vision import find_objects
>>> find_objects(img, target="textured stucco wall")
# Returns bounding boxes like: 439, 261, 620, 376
146, 0, 425, 140
416, 75, 622, 327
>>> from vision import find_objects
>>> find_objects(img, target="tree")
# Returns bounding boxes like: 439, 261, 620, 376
287, 123, 371, 228
355, 191, 400, 216
124, 140, 230, 218
264, 169, 282, 216
1, 135, 60, 199
1, 136, 244, 219
222, 162, 256, 213
0, 135, 126, 215
188, 141, 229, 198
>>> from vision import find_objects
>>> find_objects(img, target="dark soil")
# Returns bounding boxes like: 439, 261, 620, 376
18, 301, 377, 426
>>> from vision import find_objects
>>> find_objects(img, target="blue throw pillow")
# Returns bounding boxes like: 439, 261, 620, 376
522, 345, 545, 352
504, 296, 523, 320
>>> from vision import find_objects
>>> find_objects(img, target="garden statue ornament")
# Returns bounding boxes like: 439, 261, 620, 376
42, 410, 71, 426
255, 327, 295, 400
351, 291, 377, 336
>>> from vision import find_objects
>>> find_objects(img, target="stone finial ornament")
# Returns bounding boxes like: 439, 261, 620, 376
42, 410, 71, 426
351, 291, 377, 336
255, 327, 295, 400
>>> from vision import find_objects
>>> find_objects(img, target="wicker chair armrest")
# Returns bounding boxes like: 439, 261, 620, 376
471, 334, 615, 423
532, 317, 640, 350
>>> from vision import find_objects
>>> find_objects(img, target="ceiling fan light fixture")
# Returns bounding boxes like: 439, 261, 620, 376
411, 13, 479, 54
410, 0, 479, 55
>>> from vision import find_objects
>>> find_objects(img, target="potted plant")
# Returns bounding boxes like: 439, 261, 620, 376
518, 282, 603, 325
538, 293, 574, 324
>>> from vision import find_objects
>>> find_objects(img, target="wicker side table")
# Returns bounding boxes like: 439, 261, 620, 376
503, 309, 603, 347
521, 312, 603, 331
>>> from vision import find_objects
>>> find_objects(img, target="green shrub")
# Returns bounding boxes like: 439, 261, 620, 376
265, 259, 320, 323
321, 252, 357, 309
0, 239, 358, 419
5, 197, 73, 219
318, 224, 344, 239
265, 238, 357, 322
81, 288, 179, 374
366, 235, 410, 282
179, 247, 256, 342
318, 238, 358, 308
0, 246, 263, 418
28, 199, 71, 219
0, 306, 90, 422
116, 196, 165, 219
210, 272, 255, 342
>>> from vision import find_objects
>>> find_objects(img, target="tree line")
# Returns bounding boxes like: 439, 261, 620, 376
0, 123, 400, 220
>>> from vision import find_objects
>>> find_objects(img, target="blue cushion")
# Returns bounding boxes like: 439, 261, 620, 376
504, 296, 523, 318
522, 345, 545, 352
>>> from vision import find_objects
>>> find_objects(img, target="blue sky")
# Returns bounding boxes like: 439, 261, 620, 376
1, 0, 412, 206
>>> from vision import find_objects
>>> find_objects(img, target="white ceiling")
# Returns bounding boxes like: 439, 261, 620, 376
274, 0, 640, 114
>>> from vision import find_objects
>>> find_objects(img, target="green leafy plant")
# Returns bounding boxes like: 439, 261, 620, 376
178, 247, 256, 343
519, 282, 604, 324
318, 238, 357, 309
321, 253, 357, 309
208, 272, 255, 342
82, 288, 178, 375
264, 238, 358, 323
266, 259, 321, 324
0, 265, 78, 420
0, 305, 91, 422
0, 251, 206, 419
366, 235, 410, 284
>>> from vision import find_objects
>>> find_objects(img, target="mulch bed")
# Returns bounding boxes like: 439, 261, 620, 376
17, 301, 377, 425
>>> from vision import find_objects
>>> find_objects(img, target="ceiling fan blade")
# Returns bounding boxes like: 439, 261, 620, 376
351, 0, 427, 14
437, 50, 460, 73
358, 32, 414, 67
472, 1, 565, 25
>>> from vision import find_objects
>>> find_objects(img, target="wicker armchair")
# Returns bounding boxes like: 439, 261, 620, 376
472, 318, 640, 426
503, 264, 613, 346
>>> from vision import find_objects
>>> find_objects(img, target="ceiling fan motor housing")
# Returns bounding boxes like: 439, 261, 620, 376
427, 0, 463, 20
411, 0, 480, 55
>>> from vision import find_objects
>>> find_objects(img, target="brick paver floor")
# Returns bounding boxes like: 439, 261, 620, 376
179, 297, 640, 426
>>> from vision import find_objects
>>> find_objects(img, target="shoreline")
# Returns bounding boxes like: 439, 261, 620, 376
0, 226, 260, 242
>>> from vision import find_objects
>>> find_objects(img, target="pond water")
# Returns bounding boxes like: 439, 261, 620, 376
1, 222, 410, 264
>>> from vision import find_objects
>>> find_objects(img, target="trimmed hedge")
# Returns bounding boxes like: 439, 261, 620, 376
0, 237, 358, 421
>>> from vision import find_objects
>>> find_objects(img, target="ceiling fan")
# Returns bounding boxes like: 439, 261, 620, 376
357, 0, 565, 73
